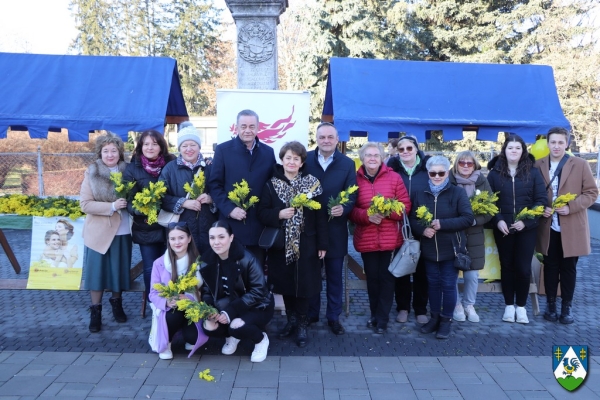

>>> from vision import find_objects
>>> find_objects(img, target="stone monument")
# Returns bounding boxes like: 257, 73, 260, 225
225, 0, 288, 90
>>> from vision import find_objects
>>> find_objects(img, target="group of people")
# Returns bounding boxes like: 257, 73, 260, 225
79, 109, 597, 362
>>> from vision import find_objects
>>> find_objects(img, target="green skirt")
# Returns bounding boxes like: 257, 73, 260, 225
84, 234, 132, 292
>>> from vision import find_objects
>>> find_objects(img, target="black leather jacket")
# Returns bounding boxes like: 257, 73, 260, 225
199, 240, 272, 321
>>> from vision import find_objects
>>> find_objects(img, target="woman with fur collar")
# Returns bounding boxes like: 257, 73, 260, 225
200, 220, 273, 363
149, 222, 208, 360
80, 133, 132, 333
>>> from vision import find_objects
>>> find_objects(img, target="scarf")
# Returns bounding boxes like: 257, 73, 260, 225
140, 154, 166, 178
429, 177, 449, 196
271, 173, 323, 264
401, 155, 421, 176
178, 154, 206, 170
454, 170, 480, 198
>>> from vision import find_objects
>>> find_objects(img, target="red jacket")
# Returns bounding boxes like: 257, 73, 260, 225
350, 164, 411, 253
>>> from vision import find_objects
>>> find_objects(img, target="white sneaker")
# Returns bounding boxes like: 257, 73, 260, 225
515, 306, 529, 324
185, 342, 194, 351
250, 332, 269, 363
502, 305, 516, 322
221, 336, 240, 355
464, 305, 480, 323
453, 303, 466, 322
159, 342, 173, 360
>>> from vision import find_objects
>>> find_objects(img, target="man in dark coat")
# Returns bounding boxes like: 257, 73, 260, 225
208, 109, 276, 263
304, 122, 357, 335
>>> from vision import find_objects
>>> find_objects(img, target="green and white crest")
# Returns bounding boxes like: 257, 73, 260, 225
552, 345, 588, 391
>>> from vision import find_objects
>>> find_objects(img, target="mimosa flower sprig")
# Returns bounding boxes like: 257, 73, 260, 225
367, 194, 404, 217
328, 185, 358, 220
470, 190, 499, 216
152, 262, 199, 299
415, 205, 433, 226
514, 205, 545, 222
0, 194, 84, 220
175, 298, 217, 324
132, 181, 167, 225
552, 193, 577, 212
290, 193, 321, 210
109, 172, 135, 200
228, 179, 259, 223
199, 369, 215, 382
183, 170, 206, 199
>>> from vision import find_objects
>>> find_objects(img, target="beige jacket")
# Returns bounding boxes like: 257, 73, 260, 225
79, 160, 129, 254
535, 155, 598, 258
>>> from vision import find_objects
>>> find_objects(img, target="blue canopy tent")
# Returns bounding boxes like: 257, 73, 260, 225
322, 57, 570, 143
0, 52, 188, 141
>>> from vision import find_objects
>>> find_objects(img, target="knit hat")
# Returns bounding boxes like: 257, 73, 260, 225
177, 122, 202, 150
398, 135, 419, 149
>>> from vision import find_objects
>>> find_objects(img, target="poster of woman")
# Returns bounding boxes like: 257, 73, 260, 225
27, 216, 85, 290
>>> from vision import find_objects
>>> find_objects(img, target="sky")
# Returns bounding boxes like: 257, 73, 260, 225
0, 0, 230, 55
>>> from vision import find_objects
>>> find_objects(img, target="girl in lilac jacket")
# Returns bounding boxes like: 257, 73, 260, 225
149, 222, 208, 359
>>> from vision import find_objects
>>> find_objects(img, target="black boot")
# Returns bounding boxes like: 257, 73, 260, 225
279, 311, 298, 338
420, 313, 440, 334
544, 297, 558, 322
109, 297, 127, 323
89, 304, 102, 333
296, 315, 308, 348
559, 300, 574, 324
436, 316, 452, 339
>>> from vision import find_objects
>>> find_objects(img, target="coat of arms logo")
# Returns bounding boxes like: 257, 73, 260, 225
552, 345, 588, 391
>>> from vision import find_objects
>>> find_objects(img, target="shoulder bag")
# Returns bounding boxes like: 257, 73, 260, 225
157, 189, 191, 228
388, 210, 421, 278
452, 231, 472, 271
258, 225, 285, 249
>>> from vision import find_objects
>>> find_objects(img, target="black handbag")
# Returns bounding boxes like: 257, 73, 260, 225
258, 226, 285, 250
452, 232, 472, 271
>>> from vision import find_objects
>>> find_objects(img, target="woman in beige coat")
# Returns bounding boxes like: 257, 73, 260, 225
535, 127, 598, 324
80, 133, 132, 333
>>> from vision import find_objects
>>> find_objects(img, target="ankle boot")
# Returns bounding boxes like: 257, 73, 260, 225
559, 300, 574, 324
296, 315, 308, 348
544, 297, 558, 322
89, 304, 102, 333
109, 297, 127, 323
436, 316, 452, 339
279, 311, 298, 338
420, 313, 440, 334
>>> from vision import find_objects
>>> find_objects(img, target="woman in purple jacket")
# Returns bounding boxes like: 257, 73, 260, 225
149, 222, 208, 360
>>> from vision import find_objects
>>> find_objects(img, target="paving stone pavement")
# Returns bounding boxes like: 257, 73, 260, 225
1, 229, 599, 398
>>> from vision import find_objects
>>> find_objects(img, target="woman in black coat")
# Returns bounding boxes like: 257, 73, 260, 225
257, 141, 328, 348
124, 130, 176, 300
487, 134, 547, 324
159, 123, 217, 255
200, 220, 274, 363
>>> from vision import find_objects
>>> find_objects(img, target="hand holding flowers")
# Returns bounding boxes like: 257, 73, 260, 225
514, 205, 545, 223
328, 185, 358, 220
290, 193, 321, 210
109, 172, 135, 201
552, 193, 577, 214
152, 262, 200, 300
470, 190, 499, 216
183, 170, 206, 200
367, 194, 405, 217
415, 205, 433, 226
228, 179, 259, 223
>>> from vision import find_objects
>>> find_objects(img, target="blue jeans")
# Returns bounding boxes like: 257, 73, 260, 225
424, 259, 458, 318
458, 270, 479, 306
139, 243, 166, 301
308, 257, 344, 322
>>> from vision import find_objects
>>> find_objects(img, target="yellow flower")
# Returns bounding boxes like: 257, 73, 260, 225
416, 205, 433, 226
552, 193, 577, 211
470, 191, 499, 216
290, 193, 321, 210
184, 171, 206, 199
367, 194, 404, 217
514, 205, 545, 222
132, 181, 167, 225
110, 172, 135, 200
228, 179, 258, 212
199, 369, 215, 382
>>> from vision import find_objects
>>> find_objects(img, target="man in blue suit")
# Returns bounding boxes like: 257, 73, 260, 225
305, 122, 357, 335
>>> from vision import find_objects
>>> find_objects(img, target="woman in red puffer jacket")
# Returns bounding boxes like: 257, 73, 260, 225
350, 142, 411, 334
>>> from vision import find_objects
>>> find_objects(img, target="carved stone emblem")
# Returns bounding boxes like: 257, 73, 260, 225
238, 21, 275, 64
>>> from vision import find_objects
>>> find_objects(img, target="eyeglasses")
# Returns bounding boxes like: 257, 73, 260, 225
168, 221, 188, 229
458, 161, 475, 167
364, 153, 381, 159
428, 171, 447, 177
398, 146, 414, 153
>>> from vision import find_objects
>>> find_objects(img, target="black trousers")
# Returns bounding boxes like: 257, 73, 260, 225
165, 309, 199, 344
494, 227, 537, 307
394, 257, 429, 315
283, 295, 309, 316
361, 251, 395, 328
202, 298, 274, 344
543, 229, 578, 302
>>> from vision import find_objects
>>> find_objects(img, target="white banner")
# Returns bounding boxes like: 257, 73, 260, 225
216, 89, 310, 159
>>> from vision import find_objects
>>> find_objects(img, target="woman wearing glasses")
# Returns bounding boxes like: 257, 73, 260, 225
409, 156, 473, 339
160, 123, 216, 254
388, 136, 431, 325
349, 142, 411, 334
448, 152, 494, 323
487, 134, 546, 324
149, 222, 208, 360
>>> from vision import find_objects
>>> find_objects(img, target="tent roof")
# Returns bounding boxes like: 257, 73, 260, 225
322, 57, 570, 142
0, 52, 188, 141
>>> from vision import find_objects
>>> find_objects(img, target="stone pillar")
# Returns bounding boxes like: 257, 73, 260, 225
225, 0, 288, 90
